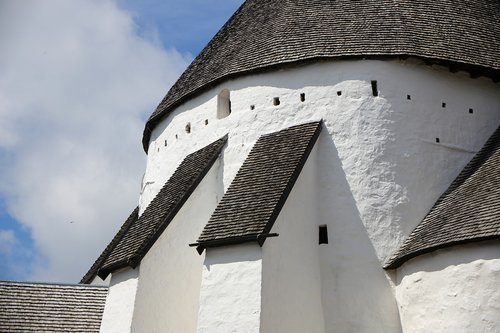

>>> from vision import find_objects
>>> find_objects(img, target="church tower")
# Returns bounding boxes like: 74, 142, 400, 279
84, 1, 500, 332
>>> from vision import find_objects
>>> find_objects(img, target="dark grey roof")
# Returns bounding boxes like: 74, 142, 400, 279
80, 207, 139, 284
195, 121, 322, 251
143, 0, 500, 151
0, 281, 107, 333
385, 127, 500, 269
98, 136, 227, 279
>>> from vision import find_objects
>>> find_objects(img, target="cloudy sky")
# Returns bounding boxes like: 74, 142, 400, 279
0, 0, 243, 283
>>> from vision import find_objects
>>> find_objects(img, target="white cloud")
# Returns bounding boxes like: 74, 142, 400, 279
0, 230, 16, 256
0, 0, 190, 282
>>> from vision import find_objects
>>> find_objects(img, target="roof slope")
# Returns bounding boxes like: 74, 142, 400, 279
0, 281, 107, 333
80, 207, 139, 284
143, 0, 500, 151
98, 136, 227, 278
385, 127, 500, 269
195, 121, 322, 251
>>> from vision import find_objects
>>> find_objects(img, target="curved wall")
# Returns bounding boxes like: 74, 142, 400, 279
395, 241, 500, 332
143, 58, 500, 262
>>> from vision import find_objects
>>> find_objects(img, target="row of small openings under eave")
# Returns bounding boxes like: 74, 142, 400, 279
406, 95, 476, 114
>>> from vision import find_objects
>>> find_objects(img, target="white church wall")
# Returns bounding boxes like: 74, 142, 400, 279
145, 59, 500, 264
99, 267, 140, 333
130, 160, 223, 333
315, 130, 402, 332
260, 145, 326, 333
395, 241, 500, 332
197, 243, 263, 333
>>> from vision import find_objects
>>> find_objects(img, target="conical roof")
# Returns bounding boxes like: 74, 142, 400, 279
143, 0, 500, 151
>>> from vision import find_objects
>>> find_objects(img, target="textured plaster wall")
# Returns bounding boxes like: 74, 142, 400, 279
130, 161, 222, 333
145, 59, 500, 262
99, 268, 139, 333
142, 58, 500, 330
260, 146, 325, 333
396, 241, 500, 332
197, 244, 263, 332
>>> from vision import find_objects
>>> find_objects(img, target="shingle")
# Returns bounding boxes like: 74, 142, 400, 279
97, 136, 227, 279
196, 121, 322, 250
0, 281, 107, 333
385, 127, 500, 269
143, 0, 500, 151
80, 207, 139, 284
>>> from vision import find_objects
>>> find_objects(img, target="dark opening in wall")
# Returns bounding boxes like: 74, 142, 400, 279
407, 94, 411, 100
185, 123, 191, 134
300, 93, 305, 102
273, 97, 280, 106
217, 89, 231, 119
371, 80, 378, 96
205, 119, 209, 125
469, 108, 473, 114
319, 225, 328, 244
250, 105, 255, 110
436, 138, 440, 143
164, 139, 168, 147
442, 102, 446, 108
175, 134, 178, 139
337, 91, 342, 96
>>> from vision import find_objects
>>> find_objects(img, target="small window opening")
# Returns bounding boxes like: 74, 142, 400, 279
205, 119, 209, 125
371, 80, 378, 96
337, 91, 342, 96
300, 93, 306, 102
217, 89, 231, 119
175, 134, 178, 139
273, 97, 280, 106
164, 139, 168, 147
469, 108, 473, 114
435, 138, 440, 143
185, 123, 191, 134
319, 225, 328, 244
442, 102, 446, 108
407, 94, 411, 100
250, 105, 255, 110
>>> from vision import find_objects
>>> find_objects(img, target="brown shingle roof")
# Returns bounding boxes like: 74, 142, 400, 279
143, 0, 500, 151
195, 121, 322, 251
385, 127, 500, 269
80, 207, 139, 284
0, 281, 107, 333
97, 136, 227, 279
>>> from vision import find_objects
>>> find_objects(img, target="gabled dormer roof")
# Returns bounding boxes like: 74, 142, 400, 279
193, 121, 322, 252
143, 0, 500, 151
88, 136, 227, 280
385, 127, 500, 269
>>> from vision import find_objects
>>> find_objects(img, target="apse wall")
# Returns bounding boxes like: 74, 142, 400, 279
142, 58, 500, 263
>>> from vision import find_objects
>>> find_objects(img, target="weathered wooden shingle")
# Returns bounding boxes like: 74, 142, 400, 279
196, 121, 322, 250
80, 207, 139, 284
98, 136, 227, 278
0, 281, 107, 333
143, 0, 500, 151
385, 127, 500, 269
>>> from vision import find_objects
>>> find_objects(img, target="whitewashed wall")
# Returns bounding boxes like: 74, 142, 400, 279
140, 58, 500, 331
396, 241, 500, 332
260, 146, 326, 333
100, 268, 139, 333
197, 244, 263, 332
130, 161, 223, 333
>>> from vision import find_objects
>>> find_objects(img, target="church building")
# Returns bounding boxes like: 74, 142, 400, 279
1, 0, 499, 332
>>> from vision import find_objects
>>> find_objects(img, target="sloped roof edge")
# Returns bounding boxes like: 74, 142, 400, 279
384, 126, 500, 269
194, 121, 322, 252
97, 135, 228, 279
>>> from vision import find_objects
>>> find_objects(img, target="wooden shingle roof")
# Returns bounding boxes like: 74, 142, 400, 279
143, 0, 500, 151
96, 136, 227, 279
194, 121, 322, 252
0, 281, 107, 333
385, 127, 500, 269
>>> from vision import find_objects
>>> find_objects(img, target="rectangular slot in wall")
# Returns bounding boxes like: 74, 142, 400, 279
371, 80, 378, 96
319, 225, 328, 244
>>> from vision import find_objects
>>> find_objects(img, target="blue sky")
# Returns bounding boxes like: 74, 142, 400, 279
0, 0, 243, 283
